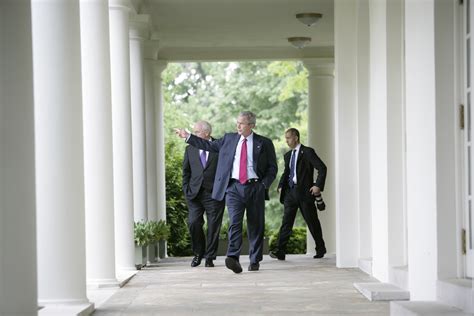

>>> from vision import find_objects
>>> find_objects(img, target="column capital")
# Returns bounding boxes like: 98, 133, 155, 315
154, 60, 168, 76
129, 14, 151, 40
303, 58, 334, 77
145, 39, 160, 60
109, 0, 134, 12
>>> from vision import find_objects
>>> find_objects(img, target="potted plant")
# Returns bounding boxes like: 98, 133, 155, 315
134, 221, 149, 270
147, 220, 170, 263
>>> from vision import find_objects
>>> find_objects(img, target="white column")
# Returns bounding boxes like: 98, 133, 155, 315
385, 0, 406, 276
368, 0, 390, 282
303, 59, 335, 256
32, 0, 92, 309
145, 59, 158, 224
356, 0, 373, 267
0, 1, 37, 314
130, 15, 150, 222
145, 40, 159, 262
80, 0, 118, 287
109, 0, 135, 271
405, 0, 437, 300
154, 61, 168, 258
369, 0, 408, 283
334, 0, 360, 267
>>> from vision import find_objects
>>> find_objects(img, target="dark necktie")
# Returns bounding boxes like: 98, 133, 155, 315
239, 138, 248, 184
200, 150, 207, 168
288, 149, 296, 188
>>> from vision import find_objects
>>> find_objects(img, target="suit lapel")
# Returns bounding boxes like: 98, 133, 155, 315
253, 133, 262, 164
205, 152, 217, 169
296, 145, 305, 174
191, 146, 206, 170
231, 133, 240, 156
201, 137, 216, 170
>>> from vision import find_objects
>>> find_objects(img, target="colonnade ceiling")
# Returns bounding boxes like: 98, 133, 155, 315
140, 0, 334, 61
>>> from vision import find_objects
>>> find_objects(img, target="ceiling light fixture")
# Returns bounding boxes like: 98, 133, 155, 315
296, 13, 323, 27
287, 37, 311, 49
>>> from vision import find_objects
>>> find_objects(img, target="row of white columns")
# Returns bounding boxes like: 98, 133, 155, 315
1, 0, 168, 314
333, 0, 466, 302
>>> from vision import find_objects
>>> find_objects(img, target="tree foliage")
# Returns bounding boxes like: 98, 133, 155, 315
165, 139, 192, 256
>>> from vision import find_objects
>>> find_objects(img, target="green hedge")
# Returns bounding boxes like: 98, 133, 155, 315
165, 139, 193, 256
268, 226, 307, 254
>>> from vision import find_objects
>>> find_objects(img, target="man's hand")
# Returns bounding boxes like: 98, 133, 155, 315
309, 186, 321, 196
175, 128, 190, 139
278, 187, 282, 194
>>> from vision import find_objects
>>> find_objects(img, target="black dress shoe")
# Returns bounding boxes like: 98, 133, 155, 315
269, 250, 286, 260
248, 262, 260, 271
225, 256, 242, 273
191, 255, 202, 267
313, 250, 326, 259
205, 258, 214, 267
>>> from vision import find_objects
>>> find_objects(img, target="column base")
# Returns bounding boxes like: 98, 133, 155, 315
437, 278, 474, 313
87, 278, 120, 289
358, 257, 373, 276
354, 282, 410, 301
38, 302, 94, 316
390, 301, 471, 316
116, 269, 137, 287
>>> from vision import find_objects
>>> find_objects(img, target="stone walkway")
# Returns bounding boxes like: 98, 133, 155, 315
91, 255, 389, 315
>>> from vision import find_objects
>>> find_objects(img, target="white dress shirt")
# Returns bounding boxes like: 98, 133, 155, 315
231, 133, 258, 180
290, 143, 301, 184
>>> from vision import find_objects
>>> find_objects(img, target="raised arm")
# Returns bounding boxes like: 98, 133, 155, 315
175, 127, 223, 152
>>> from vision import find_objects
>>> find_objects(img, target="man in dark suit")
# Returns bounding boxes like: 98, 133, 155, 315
176, 111, 277, 273
182, 121, 225, 268
270, 128, 327, 260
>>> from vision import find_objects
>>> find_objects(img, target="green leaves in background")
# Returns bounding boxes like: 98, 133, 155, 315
134, 220, 170, 247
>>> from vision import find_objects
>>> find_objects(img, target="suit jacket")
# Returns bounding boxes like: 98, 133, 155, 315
278, 144, 327, 204
187, 132, 278, 201
182, 144, 219, 200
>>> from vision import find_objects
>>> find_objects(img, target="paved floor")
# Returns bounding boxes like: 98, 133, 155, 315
91, 254, 389, 316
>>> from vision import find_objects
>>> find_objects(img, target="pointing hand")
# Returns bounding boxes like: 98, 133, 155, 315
174, 128, 190, 139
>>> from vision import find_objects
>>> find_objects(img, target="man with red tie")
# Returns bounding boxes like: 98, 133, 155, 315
176, 111, 278, 273
182, 121, 224, 268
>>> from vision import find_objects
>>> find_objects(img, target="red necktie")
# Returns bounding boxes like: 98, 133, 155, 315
239, 138, 248, 184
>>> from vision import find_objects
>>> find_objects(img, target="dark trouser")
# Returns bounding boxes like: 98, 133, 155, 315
186, 189, 225, 259
277, 187, 326, 253
225, 180, 266, 264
